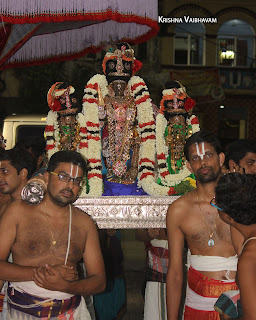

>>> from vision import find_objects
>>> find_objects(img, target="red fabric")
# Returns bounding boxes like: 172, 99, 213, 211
1, 12, 159, 70
191, 117, 199, 125
184, 267, 238, 320
0, 23, 12, 56
184, 97, 196, 111
0, 24, 40, 68
184, 306, 220, 320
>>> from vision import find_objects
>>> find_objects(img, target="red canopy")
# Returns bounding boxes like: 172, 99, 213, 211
0, 0, 159, 69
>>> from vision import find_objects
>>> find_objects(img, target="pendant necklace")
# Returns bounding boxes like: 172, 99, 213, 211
197, 194, 219, 247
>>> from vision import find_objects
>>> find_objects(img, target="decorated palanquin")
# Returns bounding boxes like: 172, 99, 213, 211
155, 81, 200, 195
82, 43, 157, 196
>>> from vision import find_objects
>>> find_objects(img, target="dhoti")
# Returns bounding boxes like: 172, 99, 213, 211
184, 253, 238, 320
6, 282, 91, 319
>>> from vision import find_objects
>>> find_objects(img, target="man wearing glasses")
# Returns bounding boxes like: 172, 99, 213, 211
166, 131, 242, 320
0, 150, 105, 319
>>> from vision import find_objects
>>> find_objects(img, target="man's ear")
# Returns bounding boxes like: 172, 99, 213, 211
19, 168, 28, 180
229, 159, 237, 170
219, 152, 225, 167
186, 160, 193, 173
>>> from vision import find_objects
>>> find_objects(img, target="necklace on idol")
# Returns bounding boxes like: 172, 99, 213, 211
196, 193, 219, 247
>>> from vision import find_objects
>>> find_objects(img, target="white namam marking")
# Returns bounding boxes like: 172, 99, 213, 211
69, 163, 79, 179
195, 142, 205, 160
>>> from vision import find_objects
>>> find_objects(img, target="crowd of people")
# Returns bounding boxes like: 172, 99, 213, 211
0, 129, 256, 320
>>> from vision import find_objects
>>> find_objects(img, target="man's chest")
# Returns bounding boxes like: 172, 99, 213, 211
13, 219, 84, 263
182, 213, 232, 250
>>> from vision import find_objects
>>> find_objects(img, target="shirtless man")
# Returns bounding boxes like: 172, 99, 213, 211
0, 147, 35, 215
166, 131, 242, 320
0, 150, 105, 319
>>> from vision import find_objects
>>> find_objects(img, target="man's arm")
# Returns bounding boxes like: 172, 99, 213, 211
234, 254, 256, 320
166, 201, 185, 320
230, 226, 244, 256
33, 217, 106, 295
0, 202, 34, 282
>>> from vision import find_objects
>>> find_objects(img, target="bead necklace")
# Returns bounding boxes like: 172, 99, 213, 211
196, 194, 219, 247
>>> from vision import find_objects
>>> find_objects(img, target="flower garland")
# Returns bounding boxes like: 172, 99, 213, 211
82, 74, 159, 196
155, 113, 200, 188
82, 75, 107, 196
45, 109, 88, 195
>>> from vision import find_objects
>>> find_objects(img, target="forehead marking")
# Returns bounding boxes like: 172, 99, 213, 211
195, 142, 205, 160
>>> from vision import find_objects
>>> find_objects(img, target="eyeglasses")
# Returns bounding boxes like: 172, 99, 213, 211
210, 197, 223, 211
50, 172, 84, 187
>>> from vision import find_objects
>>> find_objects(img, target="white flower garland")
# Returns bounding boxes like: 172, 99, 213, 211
83, 74, 158, 196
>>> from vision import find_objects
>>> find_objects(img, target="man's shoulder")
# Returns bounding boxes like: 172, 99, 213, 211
72, 206, 96, 227
168, 190, 195, 212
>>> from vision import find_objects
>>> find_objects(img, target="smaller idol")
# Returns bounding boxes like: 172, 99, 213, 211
22, 82, 88, 204
155, 81, 200, 195
45, 82, 86, 159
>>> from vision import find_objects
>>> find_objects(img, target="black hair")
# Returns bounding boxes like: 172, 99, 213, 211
0, 147, 36, 179
184, 130, 222, 161
47, 150, 87, 175
224, 140, 256, 169
15, 136, 46, 159
215, 173, 256, 225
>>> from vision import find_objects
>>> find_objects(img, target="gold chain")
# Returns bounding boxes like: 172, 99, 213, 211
44, 202, 56, 246
196, 193, 219, 247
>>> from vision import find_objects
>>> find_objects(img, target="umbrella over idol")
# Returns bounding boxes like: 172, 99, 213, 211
0, 0, 159, 69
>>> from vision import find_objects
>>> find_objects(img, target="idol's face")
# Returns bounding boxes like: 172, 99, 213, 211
187, 142, 224, 184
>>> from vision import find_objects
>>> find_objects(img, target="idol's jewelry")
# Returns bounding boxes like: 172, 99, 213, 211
197, 193, 219, 247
